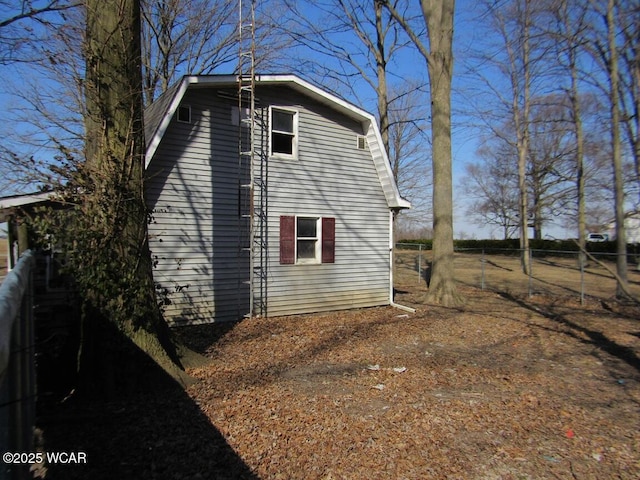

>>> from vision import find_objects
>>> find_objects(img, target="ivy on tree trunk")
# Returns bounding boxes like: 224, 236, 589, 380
80, 0, 186, 386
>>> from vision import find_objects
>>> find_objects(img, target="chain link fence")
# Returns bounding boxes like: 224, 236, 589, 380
395, 243, 640, 303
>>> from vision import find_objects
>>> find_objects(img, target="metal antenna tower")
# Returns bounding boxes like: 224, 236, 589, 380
237, 0, 267, 318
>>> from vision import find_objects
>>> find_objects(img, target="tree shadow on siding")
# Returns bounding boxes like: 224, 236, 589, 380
145, 91, 251, 324
35, 321, 258, 480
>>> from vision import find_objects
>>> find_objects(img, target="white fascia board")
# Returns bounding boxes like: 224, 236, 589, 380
0, 192, 53, 209
255, 74, 372, 121
365, 121, 411, 210
144, 76, 193, 168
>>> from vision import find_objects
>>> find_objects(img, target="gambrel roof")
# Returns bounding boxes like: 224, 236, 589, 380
144, 74, 410, 210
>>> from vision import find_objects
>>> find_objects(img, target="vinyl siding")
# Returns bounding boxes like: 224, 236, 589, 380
146, 84, 392, 324
256, 86, 391, 317
146, 89, 249, 325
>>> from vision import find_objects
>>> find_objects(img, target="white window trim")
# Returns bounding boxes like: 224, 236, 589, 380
295, 215, 321, 264
269, 106, 299, 160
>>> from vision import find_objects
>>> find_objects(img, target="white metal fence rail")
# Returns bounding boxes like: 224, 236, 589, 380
0, 251, 35, 480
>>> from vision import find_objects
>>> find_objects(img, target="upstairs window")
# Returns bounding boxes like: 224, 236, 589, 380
280, 216, 335, 265
270, 107, 298, 159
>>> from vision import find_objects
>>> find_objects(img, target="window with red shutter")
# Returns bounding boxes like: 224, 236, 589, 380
321, 217, 335, 263
279, 215, 295, 264
280, 216, 336, 265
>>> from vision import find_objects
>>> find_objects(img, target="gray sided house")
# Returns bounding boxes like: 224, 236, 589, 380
144, 74, 410, 325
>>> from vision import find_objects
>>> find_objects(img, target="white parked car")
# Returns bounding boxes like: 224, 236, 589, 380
587, 233, 608, 242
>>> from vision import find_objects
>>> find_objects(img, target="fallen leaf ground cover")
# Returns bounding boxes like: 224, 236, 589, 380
34, 251, 640, 479
182, 293, 639, 479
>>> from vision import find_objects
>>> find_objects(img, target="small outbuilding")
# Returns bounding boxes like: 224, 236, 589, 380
0, 74, 410, 325
144, 74, 410, 324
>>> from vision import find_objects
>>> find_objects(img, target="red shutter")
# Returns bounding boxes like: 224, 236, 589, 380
322, 217, 335, 263
280, 215, 295, 264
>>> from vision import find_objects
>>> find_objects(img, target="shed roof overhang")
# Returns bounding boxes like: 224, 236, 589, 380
144, 74, 411, 210
0, 191, 56, 223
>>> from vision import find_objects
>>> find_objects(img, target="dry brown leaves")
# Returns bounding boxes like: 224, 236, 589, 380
182, 285, 640, 480
34, 252, 640, 479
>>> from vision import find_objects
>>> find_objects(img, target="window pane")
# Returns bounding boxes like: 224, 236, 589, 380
272, 132, 293, 155
297, 218, 317, 238
297, 240, 316, 259
273, 110, 294, 132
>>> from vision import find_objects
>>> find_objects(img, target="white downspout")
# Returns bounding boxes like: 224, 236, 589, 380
389, 210, 416, 313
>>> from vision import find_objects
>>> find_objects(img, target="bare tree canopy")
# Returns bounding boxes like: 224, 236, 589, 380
0, 0, 76, 64
2, 0, 639, 249
140, 0, 289, 105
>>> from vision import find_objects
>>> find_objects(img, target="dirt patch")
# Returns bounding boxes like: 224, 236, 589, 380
33, 251, 640, 479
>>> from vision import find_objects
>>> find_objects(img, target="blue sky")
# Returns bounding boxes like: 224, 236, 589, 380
0, 0, 579, 240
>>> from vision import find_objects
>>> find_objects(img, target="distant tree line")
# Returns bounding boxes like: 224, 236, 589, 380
458, 0, 638, 297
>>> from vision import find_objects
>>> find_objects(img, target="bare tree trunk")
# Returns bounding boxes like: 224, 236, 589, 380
422, 0, 461, 306
615, 0, 640, 204
384, 0, 461, 305
83, 0, 187, 386
573, 64, 587, 265
605, 0, 629, 298
563, 0, 587, 265
516, 0, 531, 274
375, 0, 390, 156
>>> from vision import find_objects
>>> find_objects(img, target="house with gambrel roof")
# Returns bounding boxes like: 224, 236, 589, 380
144, 74, 410, 324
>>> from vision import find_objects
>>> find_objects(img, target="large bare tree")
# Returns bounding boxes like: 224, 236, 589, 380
549, 0, 589, 257
505, 0, 532, 272
461, 138, 520, 239
617, 0, 640, 206
81, 0, 185, 384
527, 97, 576, 239
463, 0, 558, 272
384, 0, 461, 305
599, 0, 628, 296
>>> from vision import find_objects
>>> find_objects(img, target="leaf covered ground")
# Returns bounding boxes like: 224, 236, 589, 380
33, 253, 640, 479
182, 290, 639, 480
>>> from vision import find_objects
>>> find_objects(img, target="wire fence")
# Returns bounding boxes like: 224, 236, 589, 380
394, 243, 640, 303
